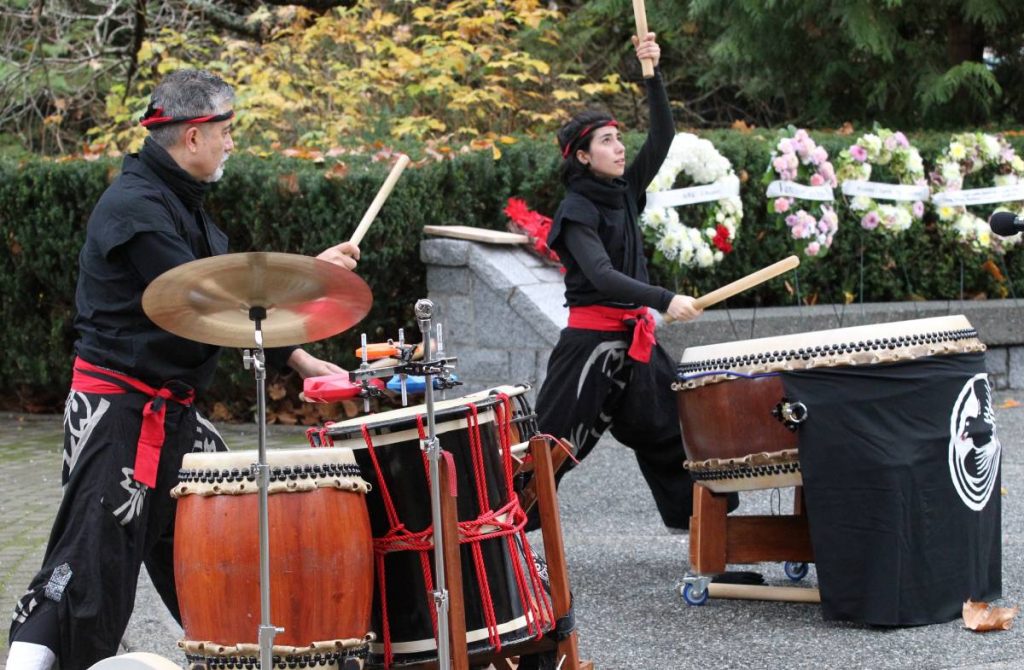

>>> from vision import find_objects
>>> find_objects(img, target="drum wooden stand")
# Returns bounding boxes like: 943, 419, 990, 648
687, 484, 817, 603
411, 435, 592, 670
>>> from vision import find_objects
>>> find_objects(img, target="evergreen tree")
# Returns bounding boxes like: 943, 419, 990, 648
687, 0, 1024, 128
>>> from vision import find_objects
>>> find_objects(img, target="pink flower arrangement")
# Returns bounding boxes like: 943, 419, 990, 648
770, 129, 838, 187
764, 128, 839, 259
783, 206, 839, 256
849, 145, 868, 162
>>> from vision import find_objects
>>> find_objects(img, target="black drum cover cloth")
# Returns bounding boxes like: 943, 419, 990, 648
781, 351, 1001, 626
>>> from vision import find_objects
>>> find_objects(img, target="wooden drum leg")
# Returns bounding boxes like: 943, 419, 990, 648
440, 456, 469, 670
690, 484, 729, 574
531, 436, 594, 670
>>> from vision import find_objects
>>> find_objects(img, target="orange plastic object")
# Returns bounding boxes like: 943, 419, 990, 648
355, 343, 401, 360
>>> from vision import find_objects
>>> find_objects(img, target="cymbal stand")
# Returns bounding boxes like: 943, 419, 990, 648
415, 298, 451, 670
242, 306, 282, 670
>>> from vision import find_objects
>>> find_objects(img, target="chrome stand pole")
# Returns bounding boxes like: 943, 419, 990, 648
244, 306, 281, 670
415, 299, 451, 670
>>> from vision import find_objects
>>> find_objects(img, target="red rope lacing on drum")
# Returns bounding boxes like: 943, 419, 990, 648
457, 396, 555, 647
491, 395, 555, 639
363, 396, 554, 669
361, 423, 435, 668
463, 403, 502, 649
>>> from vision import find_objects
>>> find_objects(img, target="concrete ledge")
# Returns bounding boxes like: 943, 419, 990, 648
422, 238, 1024, 391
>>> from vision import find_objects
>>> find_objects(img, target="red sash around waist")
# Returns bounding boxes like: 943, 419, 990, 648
71, 357, 195, 488
567, 304, 656, 363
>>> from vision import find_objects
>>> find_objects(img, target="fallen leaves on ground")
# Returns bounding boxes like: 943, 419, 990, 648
963, 599, 1019, 632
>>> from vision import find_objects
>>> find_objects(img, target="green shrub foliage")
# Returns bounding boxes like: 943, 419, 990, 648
3, 130, 1024, 410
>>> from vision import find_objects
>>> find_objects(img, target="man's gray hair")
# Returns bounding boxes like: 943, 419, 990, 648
147, 69, 235, 147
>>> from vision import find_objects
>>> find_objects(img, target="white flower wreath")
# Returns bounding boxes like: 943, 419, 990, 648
836, 128, 928, 235
640, 132, 742, 270
931, 132, 1024, 255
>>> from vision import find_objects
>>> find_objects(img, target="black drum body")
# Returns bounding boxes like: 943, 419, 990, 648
325, 385, 551, 667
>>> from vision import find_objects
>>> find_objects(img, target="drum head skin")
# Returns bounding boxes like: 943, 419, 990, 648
678, 314, 983, 388
87, 652, 182, 669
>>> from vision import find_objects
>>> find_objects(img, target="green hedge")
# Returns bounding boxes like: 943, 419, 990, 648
0, 150, 554, 411
2, 129, 1024, 410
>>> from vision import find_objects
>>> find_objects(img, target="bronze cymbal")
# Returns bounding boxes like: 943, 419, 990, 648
141, 252, 372, 348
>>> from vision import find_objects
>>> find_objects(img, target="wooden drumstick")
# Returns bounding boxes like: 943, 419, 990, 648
348, 153, 411, 247
707, 583, 821, 603
632, 0, 655, 79
664, 255, 800, 323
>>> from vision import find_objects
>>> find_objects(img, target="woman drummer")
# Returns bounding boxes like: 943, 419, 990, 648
534, 32, 724, 531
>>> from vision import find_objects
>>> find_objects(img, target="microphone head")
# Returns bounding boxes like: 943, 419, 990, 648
989, 211, 1022, 237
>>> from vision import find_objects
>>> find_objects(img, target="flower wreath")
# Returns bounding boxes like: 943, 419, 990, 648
931, 132, 1024, 255
835, 128, 927, 235
640, 132, 741, 271
764, 128, 839, 258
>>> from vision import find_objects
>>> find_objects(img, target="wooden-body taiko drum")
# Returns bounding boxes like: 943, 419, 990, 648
674, 314, 985, 492
322, 384, 552, 668
171, 447, 375, 668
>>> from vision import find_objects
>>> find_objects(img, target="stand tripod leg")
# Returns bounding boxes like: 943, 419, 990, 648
529, 436, 586, 670
440, 456, 469, 670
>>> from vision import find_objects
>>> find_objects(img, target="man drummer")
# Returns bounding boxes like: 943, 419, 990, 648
7, 69, 359, 670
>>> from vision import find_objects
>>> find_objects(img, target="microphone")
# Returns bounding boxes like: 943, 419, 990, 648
989, 211, 1024, 236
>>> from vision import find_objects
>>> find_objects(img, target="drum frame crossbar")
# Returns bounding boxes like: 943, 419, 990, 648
242, 309, 284, 670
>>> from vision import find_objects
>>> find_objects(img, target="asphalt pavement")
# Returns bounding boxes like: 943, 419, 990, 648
1, 392, 1023, 670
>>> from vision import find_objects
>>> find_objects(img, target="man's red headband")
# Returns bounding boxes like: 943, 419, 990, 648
140, 103, 235, 129
561, 119, 619, 159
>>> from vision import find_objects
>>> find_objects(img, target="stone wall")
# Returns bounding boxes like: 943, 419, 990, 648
421, 238, 1024, 395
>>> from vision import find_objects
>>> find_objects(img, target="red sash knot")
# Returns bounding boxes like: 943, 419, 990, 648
70, 357, 195, 488
567, 304, 657, 363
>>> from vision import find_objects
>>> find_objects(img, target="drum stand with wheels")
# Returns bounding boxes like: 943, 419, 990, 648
682, 484, 817, 606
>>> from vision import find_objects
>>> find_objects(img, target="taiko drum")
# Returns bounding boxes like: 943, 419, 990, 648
322, 384, 551, 668
172, 447, 374, 666
674, 315, 985, 492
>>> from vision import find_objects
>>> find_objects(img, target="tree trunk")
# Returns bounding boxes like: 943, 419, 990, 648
945, 12, 985, 66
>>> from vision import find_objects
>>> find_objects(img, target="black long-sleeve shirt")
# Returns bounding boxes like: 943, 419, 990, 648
548, 71, 675, 312
75, 138, 293, 392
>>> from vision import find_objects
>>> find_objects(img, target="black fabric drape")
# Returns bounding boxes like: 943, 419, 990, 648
783, 352, 1001, 625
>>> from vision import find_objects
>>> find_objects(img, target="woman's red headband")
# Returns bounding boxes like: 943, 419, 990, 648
561, 119, 619, 159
